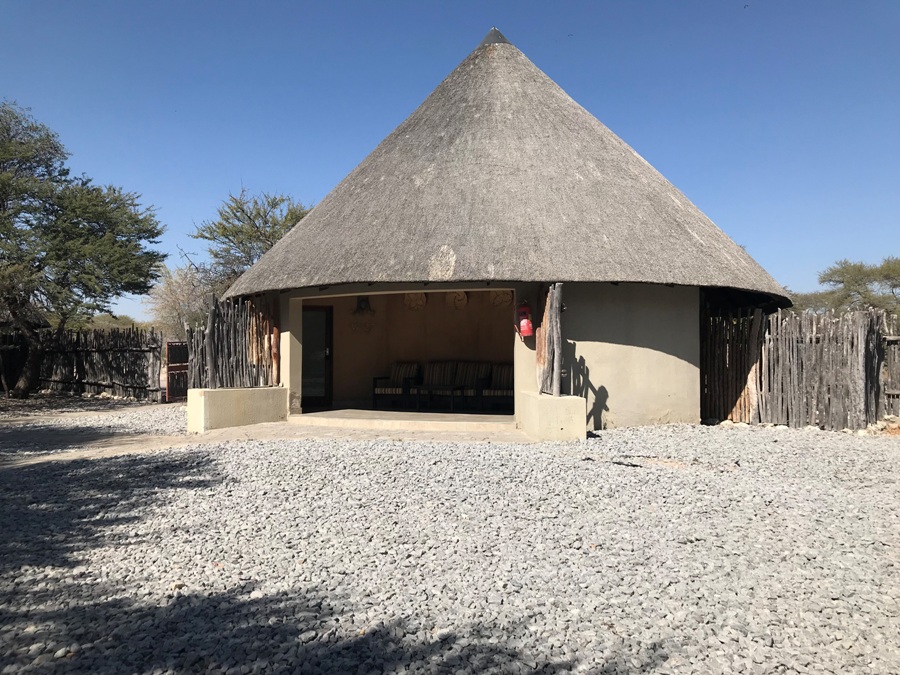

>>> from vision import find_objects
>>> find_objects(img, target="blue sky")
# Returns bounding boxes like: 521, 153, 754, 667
3, 1, 898, 320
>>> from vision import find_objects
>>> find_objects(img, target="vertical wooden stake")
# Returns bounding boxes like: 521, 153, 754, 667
551, 283, 563, 397
205, 297, 218, 389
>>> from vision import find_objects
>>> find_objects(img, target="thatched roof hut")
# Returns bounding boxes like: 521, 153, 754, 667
204, 28, 793, 438
227, 28, 788, 308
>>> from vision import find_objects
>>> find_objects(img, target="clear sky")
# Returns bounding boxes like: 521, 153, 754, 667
3, 1, 898, 320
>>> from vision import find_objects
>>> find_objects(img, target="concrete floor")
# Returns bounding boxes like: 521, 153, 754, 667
290, 409, 516, 433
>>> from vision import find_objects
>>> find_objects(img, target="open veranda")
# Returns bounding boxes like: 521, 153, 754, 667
1, 401, 898, 674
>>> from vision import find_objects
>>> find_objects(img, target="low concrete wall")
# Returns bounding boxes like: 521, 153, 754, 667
187, 387, 288, 433
518, 391, 586, 441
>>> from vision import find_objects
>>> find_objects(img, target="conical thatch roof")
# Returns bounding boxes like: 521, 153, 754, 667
228, 28, 789, 306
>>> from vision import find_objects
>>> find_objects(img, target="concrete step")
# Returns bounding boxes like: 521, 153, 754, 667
288, 409, 516, 433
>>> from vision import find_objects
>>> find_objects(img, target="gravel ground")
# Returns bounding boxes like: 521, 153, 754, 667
0, 394, 148, 419
11, 404, 187, 436
0, 405, 187, 458
1, 424, 898, 674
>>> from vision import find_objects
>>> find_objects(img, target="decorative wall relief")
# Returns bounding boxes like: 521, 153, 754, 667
490, 290, 514, 307
445, 291, 468, 309
404, 293, 427, 310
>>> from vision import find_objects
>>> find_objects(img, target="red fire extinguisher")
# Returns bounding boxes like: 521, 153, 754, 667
517, 302, 534, 338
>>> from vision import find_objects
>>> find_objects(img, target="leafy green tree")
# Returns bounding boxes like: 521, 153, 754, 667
787, 289, 838, 313
146, 190, 309, 336
0, 102, 165, 395
874, 256, 900, 310
191, 188, 309, 293
817, 260, 878, 311
791, 257, 900, 314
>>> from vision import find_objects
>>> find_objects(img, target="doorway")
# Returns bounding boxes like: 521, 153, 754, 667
302, 306, 333, 409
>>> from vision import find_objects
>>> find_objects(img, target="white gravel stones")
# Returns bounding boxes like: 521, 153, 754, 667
1, 424, 898, 673
0, 394, 145, 419
27, 404, 187, 437
0, 405, 186, 458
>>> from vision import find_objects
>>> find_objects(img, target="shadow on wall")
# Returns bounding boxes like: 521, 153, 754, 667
565, 342, 609, 431
562, 284, 700, 368
559, 285, 702, 431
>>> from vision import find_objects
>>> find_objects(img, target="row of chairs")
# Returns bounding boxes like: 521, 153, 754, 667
373, 361, 514, 412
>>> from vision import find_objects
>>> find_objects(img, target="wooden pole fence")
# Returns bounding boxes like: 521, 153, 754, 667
187, 296, 279, 390
702, 308, 895, 430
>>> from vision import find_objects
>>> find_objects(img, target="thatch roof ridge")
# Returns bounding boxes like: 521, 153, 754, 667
227, 30, 789, 306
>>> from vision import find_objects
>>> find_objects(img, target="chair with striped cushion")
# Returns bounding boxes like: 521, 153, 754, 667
373, 362, 420, 409
410, 361, 459, 411
482, 363, 514, 410
457, 362, 493, 406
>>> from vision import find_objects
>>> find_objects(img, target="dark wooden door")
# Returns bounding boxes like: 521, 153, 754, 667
302, 307, 333, 409
165, 341, 189, 402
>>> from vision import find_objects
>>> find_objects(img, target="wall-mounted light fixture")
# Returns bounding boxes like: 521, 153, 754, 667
353, 296, 375, 315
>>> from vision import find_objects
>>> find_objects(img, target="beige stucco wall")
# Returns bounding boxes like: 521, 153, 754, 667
279, 296, 303, 413
187, 387, 288, 433
518, 391, 586, 441
563, 283, 700, 429
513, 283, 541, 423
302, 290, 515, 408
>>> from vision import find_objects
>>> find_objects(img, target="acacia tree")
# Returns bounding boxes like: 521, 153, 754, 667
146, 189, 309, 332
191, 188, 309, 292
873, 256, 900, 311
0, 102, 165, 395
791, 257, 900, 314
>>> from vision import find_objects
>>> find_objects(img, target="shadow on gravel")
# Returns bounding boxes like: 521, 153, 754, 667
0, 395, 146, 417
0, 451, 671, 674
0, 582, 584, 674
0, 423, 135, 458
0, 452, 219, 572
0, 455, 674, 674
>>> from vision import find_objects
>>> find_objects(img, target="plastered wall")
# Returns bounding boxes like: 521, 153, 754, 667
513, 283, 541, 422
563, 283, 700, 429
187, 387, 288, 432
279, 296, 303, 413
